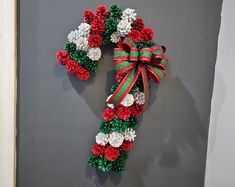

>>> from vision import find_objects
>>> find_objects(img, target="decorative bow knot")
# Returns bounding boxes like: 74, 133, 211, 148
107, 37, 169, 108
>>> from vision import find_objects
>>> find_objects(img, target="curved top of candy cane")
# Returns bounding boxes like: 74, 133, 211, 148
56, 4, 168, 81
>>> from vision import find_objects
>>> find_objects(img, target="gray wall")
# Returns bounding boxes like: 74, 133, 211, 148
205, 0, 235, 186
17, 0, 222, 187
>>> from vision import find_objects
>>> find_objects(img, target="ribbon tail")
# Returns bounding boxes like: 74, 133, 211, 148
140, 65, 150, 110
146, 65, 167, 83
107, 67, 141, 106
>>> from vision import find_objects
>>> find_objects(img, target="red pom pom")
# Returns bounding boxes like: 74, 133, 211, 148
130, 103, 144, 117
88, 34, 103, 47
56, 50, 70, 65
104, 146, 120, 161
84, 10, 95, 23
116, 106, 131, 120
95, 5, 109, 19
76, 67, 90, 80
132, 18, 145, 31
66, 60, 80, 74
116, 73, 126, 83
141, 28, 154, 42
127, 30, 142, 43
103, 108, 115, 121
91, 18, 105, 34
92, 143, 105, 156
120, 141, 133, 151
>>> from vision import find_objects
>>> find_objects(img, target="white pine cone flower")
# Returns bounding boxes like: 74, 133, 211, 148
77, 23, 90, 37
117, 19, 132, 37
110, 32, 121, 43
106, 94, 114, 109
121, 94, 134, 107
134, 92, 145, 105
67, 30, 80, 43
121, 8, 137, 23
124, 128, 136, 141
76, 37, 89, 51
96, 132, 109, 146
87, 48, 102, 61
108, 132, 124, 148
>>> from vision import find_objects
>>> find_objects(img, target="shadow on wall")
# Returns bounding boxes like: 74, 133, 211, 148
54, 60, 206, 186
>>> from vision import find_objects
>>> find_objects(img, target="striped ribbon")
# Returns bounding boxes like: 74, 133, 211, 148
107, 37, 169, 109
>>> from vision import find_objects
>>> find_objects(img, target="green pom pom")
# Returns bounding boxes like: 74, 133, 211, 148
109, 5, 122, 18
83, 60, 98, 73
105, 18, 118, 34
112, 151, 129, 172
88, 154, 101, 167
136, 80, 144, 92
65, 42, 77, 54
110, 83, 119, 93
125, 117, 138, 129
102, 32, 112, 46
97, 156, 113, 172
99, 121, 112, 134
136, 40, 156, 50
112, 160, 125, 172
71, 50, 87, 63
112, 117, 128, 133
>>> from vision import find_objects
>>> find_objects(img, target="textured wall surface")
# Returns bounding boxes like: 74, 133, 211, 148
205, 0, 235, 186
17, 0, 222, 187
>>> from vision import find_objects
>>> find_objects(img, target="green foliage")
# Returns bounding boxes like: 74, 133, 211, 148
136, 40, 156, 50
83, 60, 98, 73
99, 121, 112, 134
100, 115, 137, 134
112, 151, 129, 172
105, 17, 118, 34
125, 117, 138, 129
97, 156, 113, 172
110, 83, 119, 93
109, 5, 122, 19
102, 32, 112, 46
71, 50, 87, 63
135, 80, 144, 92
112, 117, 128, 133
88, 154, 101, 167
65, 42, 76, 54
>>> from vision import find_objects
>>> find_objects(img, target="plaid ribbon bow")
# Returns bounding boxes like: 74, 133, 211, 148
107, 37, 169, 108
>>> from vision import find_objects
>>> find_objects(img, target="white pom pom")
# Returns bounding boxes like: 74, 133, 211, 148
96, 132, 109, 146
121, 8, 137, 23
121, 94, 134, 107
124, 128, 136, 141
87, 48, 102, 61
67, 30, 80, 43
108, 132, 124, 148
134, 92, 145, 105
106, 94, 114, 109
110, 32, 121, 43
78, 23, 90, 37
76, 37, 89, 51
117, 19, 132, 37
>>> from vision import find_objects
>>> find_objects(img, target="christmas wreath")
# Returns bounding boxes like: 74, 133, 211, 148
56, 4, 169, 172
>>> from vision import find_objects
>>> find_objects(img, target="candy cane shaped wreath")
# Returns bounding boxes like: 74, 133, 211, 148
56, 4, 169, 172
